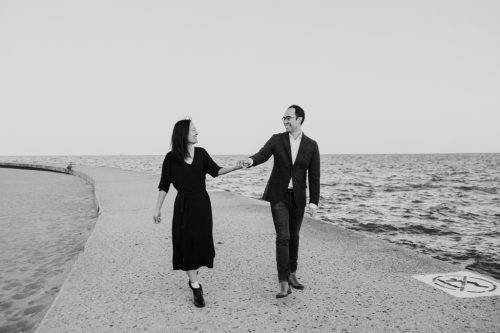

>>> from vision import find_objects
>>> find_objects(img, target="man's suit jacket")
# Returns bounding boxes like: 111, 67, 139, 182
250, 132, 320, 209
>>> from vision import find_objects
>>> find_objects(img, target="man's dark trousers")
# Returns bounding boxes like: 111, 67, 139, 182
270, 189, 305, 282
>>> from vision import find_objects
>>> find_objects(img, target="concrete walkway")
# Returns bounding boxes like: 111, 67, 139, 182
33, 166, 499, 332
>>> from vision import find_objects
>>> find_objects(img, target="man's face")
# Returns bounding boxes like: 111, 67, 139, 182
282, 107, 301, 132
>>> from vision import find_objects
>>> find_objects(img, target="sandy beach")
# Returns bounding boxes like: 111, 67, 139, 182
0, 168, 97, 333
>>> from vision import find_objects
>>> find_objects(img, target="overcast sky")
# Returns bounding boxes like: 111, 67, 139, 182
1, 0, 499, 155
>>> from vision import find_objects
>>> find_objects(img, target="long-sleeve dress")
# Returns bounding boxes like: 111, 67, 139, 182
158, 147, 221, 271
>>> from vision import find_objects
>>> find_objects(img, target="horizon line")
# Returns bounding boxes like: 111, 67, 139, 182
1, 152, 499, 157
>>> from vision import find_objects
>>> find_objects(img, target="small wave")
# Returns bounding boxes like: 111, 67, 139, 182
459, 212, 480, 219
384, 186, 411, 192
349, 223, 398, 234
320, 182, 338, 187
465, 259, 500, 281
399, 224, 459, 236
340, 217, 359, 224
449, 249, 483, 261
384, 182, 438, 192
456, 185, 497, 194
431, 175, 443, 182
411, 182, 439, 189
391, 239, 421, 249
451, 170, 470, 176
477, 231, 500, 237
477, 186, 497, 194
418, 213, 439, 220
457, 185, 475, 191
346, 182, 372, 187
429, 203, 456, 212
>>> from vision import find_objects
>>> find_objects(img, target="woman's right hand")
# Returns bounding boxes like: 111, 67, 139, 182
153, 210, 162, 224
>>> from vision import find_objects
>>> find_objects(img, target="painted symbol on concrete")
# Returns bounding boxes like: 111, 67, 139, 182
433, 274, 496, 293
413, 271, 500, 298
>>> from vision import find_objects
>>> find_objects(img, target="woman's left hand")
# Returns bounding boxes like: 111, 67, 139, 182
153, 210, 162, 224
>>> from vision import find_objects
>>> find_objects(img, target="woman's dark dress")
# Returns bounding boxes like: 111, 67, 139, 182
158, 147, 221, 271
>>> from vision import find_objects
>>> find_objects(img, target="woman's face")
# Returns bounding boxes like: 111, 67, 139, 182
187, 121, 198, 144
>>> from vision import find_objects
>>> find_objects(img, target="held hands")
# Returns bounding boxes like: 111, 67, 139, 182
238, 159, 252, 168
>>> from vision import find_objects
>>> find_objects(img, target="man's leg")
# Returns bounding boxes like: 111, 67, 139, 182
289, 201, 305, 275
270, 201, 291, 282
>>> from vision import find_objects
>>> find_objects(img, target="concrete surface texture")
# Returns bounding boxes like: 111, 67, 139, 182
32, 166, 499, 332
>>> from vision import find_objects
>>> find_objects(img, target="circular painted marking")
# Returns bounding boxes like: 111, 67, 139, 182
432, 274, 497, 293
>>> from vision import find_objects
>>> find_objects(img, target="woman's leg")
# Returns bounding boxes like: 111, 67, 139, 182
187, 269, 205, 307
187, 269, 198, 286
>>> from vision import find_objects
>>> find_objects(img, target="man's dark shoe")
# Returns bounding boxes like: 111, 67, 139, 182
289, 273, 304, 290
189, 282, 205, 307
276, 281, 292, 298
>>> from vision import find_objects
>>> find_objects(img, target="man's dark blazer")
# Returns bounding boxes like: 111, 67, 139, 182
250, 132, 320, 209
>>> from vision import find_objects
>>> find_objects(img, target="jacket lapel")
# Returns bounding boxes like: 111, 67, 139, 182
281, 132, 292, 164
294, 133, 308, 165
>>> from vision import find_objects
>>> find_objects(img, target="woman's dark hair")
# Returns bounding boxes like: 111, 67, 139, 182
170, 119, 191, 162
289, 104, 305, 124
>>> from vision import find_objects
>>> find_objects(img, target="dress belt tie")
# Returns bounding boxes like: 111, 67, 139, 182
177, 190, 205, 229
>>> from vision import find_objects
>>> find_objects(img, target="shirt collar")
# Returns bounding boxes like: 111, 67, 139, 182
289, 131, 303, 141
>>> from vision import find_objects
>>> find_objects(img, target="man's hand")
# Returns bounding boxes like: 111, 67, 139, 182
308, 204, 317, 218
153, 210, 162, 224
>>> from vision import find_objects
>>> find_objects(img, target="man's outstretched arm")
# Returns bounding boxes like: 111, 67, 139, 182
241, 134, 275, 168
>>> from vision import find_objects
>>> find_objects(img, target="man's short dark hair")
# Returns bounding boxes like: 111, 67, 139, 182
289, 104, 305, 124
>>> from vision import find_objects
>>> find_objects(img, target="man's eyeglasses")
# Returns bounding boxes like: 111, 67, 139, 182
282, 116, 297, 122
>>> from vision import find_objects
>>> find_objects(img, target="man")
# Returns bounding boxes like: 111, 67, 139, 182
241, 105, 320, 298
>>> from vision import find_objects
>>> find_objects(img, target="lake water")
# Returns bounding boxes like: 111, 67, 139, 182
2, 153, 499, 280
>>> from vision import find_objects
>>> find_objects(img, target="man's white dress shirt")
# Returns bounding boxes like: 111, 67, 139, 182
288, 131, 302, 189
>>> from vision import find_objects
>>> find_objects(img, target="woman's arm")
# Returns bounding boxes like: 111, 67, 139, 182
153, 190, 167, 223
217, 164, 242, 176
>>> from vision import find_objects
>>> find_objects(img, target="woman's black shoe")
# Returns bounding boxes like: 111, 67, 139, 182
189, 282, 205, 307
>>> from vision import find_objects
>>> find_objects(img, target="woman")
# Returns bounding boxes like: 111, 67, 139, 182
153, 118, 242, 308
